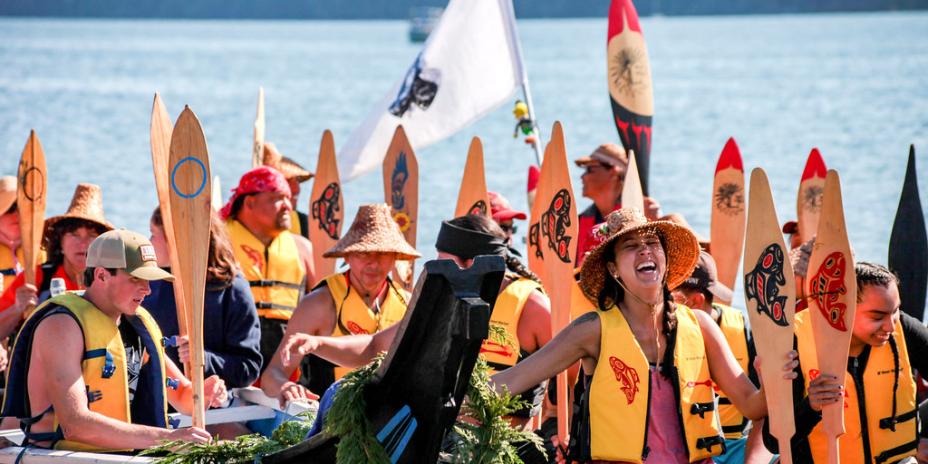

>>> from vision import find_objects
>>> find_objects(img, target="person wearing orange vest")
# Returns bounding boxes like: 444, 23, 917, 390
221, 166, 316, 376
260, 204, 418, 406
491, 209, 798, 463
0, 229, 227, 451
262, 142, 314, 239
763, 262, 928, 463
672, 251, 771, 464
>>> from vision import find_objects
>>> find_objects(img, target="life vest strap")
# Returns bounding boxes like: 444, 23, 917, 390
717, 397, 732, 405
255, 302, 297, 311
0, 268, 16, 276
874, 437, 919, 464
879, 407, 918, 431
82, 348, 115, 379
689, 401, 715, 418
248, 279, 302, 290
695, 435, 725, 452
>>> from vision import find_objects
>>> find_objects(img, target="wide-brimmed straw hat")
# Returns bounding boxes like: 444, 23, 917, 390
579, 208, 699, 302
262, 142, 313, 183
0, 176, 16, 215
323, 204, 420, 260
44, 183, 114, 238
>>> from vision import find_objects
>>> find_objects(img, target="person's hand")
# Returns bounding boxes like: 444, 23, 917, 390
167, 426, 211, 444
643, 197, 662, 221
807, 374, 843, 412
917, 437, 928, 463
14, 283, 38, 315
203, 375, 228, 408
278, 381, 319, 409
753, 350, 799, 385
0, 343, 8, 373
280, 333, 320, 368
174, 335, 190, 364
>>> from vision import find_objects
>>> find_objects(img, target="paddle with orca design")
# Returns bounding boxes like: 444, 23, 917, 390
797, 148, 826, 244
454, 137, 491, 218
309, 130, 345, 279
383, 125, 419, 291
527, 138, 555, 277
150, 94, 191, 374
607, 0, 654, 195
806, 170, 856, 464
743, 168, 796, 464
889, 145, 927, 321
620, 149, 644, 213
252, 87, 265, 168
532, 121, 579, 446
710, 138, 746, 303
16, 131, 47, 301
168, 106, 213, 428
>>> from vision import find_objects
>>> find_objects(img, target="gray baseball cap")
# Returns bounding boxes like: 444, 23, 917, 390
86, 229, 175, 281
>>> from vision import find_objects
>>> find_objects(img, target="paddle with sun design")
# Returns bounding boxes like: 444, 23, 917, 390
743, 168, 796, 464
168, 106, 213, 428
797, 148, 826, 244
710, 137, 746, 303
383, 125, 419, 291
16, 131, 47, 295
806, 170, 856, 464
309, 130, 345, 279
454, 137, 491, 218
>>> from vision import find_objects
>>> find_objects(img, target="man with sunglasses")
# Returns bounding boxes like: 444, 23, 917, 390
488, 191, 526, 249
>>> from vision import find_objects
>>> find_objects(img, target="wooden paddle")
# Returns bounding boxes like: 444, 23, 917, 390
526, 139, 555, 277
382, 125, 418, 291
620, 149, 644, 212
16, 131, 47, 295
211, 175, 222, 211
309, 130, 345, 279
806, 169, 856, 464
150, 94, 190, 373
252, 87, 265, 169
454, 137, 491, 217
607, 0, 654, 194
533, 121, 579, 447
743, 168, 796, 464
168, 106, 213, 429
797, 148, 826, 244
889, 145, 927, 321
710, 137, 746, 303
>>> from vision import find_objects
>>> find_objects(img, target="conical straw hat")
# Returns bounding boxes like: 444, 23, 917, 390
262, 142, 313, 183
0, 176, 16, 215
43, 183, 113, 238
323, 204, 420, 260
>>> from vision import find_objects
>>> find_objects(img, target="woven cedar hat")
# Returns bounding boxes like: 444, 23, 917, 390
43, 183, 114, 239
262, 142, 313, 183
579, 208, 699, 302
0, 176, 16, 215
323, 204, 420, 260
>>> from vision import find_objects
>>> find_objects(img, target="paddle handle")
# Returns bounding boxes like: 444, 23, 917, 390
556, 371, 568, 446
191, 307, 206, 428
826, 436, 839, 464
776, 434, 793, 464
822, 402, 845, 464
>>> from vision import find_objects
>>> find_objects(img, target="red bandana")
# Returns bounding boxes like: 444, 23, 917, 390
220, 166, 291, 219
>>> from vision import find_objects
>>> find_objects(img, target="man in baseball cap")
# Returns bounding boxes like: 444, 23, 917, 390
1, 229, 228, 451
487, 191, 526, 247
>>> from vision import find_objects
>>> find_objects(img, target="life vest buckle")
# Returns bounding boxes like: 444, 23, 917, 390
696, 435, 724, 452
689, 401, 715, 418
85, 386, 103, 403
166, 378, 180, 390
162, 336, 178, 348
101, 351, 115, 379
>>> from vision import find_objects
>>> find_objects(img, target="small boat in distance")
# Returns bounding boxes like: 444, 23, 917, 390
409, 6, 443, 42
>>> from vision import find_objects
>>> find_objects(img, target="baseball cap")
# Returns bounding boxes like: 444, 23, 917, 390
574, 143, 629, 168
681, 251, 732, 302
86, 229, 175, 281
782, 220, 799, 235
488, 191, 527, 221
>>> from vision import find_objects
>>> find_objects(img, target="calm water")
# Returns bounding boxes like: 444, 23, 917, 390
0, 13, 926, 297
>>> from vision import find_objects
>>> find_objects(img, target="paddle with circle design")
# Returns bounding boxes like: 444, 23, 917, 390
16, 130, 47, 299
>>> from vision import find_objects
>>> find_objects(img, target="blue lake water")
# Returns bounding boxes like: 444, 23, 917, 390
0, 13, 926, 298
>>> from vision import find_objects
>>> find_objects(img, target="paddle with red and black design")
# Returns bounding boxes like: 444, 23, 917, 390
16, 131, 47, 296
889, 145, 927, 321
607, 0, 654, 194
710, 137, 746, 303
807, 170, 856, 464
743, 168, 796, 464
797, 148, 826, 244
454, 137, 491, 218
168, 106, 213, 428
383, 125, 419, 290
309, 130, 345, 279
530, 121, 579, 448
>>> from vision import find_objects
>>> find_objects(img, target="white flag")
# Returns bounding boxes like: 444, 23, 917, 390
338, 0, 524, 180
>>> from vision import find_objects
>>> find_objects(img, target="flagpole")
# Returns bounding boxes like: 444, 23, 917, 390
500, 0, 543, 166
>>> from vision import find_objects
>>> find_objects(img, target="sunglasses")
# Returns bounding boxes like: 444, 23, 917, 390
583, 163, 611, 175
499, 223, 518, 234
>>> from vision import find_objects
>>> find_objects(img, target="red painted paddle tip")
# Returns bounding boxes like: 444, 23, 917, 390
715, 137, 743, 174
608, 0, 642, 43
527, 165, 541, 192
801, 148, 827, 181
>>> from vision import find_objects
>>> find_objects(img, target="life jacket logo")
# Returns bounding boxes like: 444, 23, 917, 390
311, 182, 342, 240
714, 182, 744, 216
609, 356, 640, 405
810, 252, 848, 332
240, 244, 263, 274
480, 340, 515, 359
346, 321, 370, 335
389, 53, 440, 118
467, 200, 488, 216
744, 244, 789, 326
536, 189, 573, 263
686, 379, 714, 389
